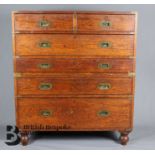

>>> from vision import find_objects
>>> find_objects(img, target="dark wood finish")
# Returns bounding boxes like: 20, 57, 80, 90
13, 11, 136, 34
12, 11, 137, 145
16, 77, 133, 96
16, 97, 132, 130
14, 14, 73, 33
15, 34, 134, 57
119, 129, 132, 145
20, 131, 29, 146
77, 14, 135, 33
15, 58, 134, 73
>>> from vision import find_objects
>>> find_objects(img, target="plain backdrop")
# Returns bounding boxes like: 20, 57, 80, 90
0, 4, 155, 149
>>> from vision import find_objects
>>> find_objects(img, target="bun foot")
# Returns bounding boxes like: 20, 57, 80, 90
119, 130, 131, 145
120, 133, 129, 145
20, 132, 29, 146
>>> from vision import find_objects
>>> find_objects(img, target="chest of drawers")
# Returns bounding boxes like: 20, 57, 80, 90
12, 11, 137, 146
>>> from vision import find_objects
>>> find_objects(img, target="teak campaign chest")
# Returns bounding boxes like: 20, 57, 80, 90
12, 11, 137, 145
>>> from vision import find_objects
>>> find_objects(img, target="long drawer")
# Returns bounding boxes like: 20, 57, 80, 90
15, 34, 134, 57
15, 77, 133, 96
16, 97, 132, 130
15, 58, 134, 73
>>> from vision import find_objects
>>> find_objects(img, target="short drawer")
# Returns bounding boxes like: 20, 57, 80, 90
15, 58, 134, 73
14, 14, 73, 32
78, 14, 135, 33
16, 97, 132, 130
15, 34, 134, 57
15, 77, 133, 96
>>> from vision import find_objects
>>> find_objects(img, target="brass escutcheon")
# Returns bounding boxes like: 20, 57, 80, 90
40, 110, 52, 117
39, 41, 51, 48
38, 20, 50, 28
39, 83, 53, 90
98, 83, 111, 90
98, 63, 111, 69
38, 63, 52, 69
100, 21, 112, 27
99, 42, 111, 48
98, 110, 110, 117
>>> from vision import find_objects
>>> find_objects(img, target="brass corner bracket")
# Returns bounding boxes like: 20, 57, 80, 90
128, 72, 136, 77
73, 12, 77, 33
14, 73, 22, 78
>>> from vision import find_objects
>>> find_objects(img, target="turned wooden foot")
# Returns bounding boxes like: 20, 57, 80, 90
119, 130, 131, 145
20, 131, 29, 146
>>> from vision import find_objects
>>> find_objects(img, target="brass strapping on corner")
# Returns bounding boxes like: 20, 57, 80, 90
15, 56, 20, 58
14, 73, 22, 78
73, 12, 77, 33
128, 72, 136, 77
129, 56, 136, 59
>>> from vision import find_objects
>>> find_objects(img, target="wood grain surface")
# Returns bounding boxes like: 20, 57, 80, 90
15, 57, 134, 73
15, 34, 134, 57
12, 11, 137, 142
16, 97, 132, 130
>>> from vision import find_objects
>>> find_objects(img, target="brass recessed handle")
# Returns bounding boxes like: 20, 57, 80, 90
98, 110, 110, 117
98, 63, 111, 69
99, 42, 111, 48
39, 83, 53, 90
38, 63, 52, 69
97, 83, 111, 90
100, 21, 111, 27
40, 110, 52, 117
39, 20, 50, 28
39, 41, 51, 48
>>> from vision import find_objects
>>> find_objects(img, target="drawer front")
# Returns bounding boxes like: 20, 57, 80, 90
15, 58, 134, 73
15, 34, 134, 57
17, 98, 132, 130
14, 14, 73, 32
78, 14, 135, 33
16, 77, 133, 96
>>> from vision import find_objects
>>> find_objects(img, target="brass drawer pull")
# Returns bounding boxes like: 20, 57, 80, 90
101, 21, 111, 27
98, 83, 111, 90
98, 110, 110, 117
99, 42, 111, 48
98, 63, 111, 69
39, 83, 53, 90
38, 63, 52, 69
39, 20, 50, 28
39, 41, 51, 48
40, 110, 52, 117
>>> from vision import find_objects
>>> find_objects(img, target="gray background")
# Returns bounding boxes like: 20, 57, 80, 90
0, 4, 155, 149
